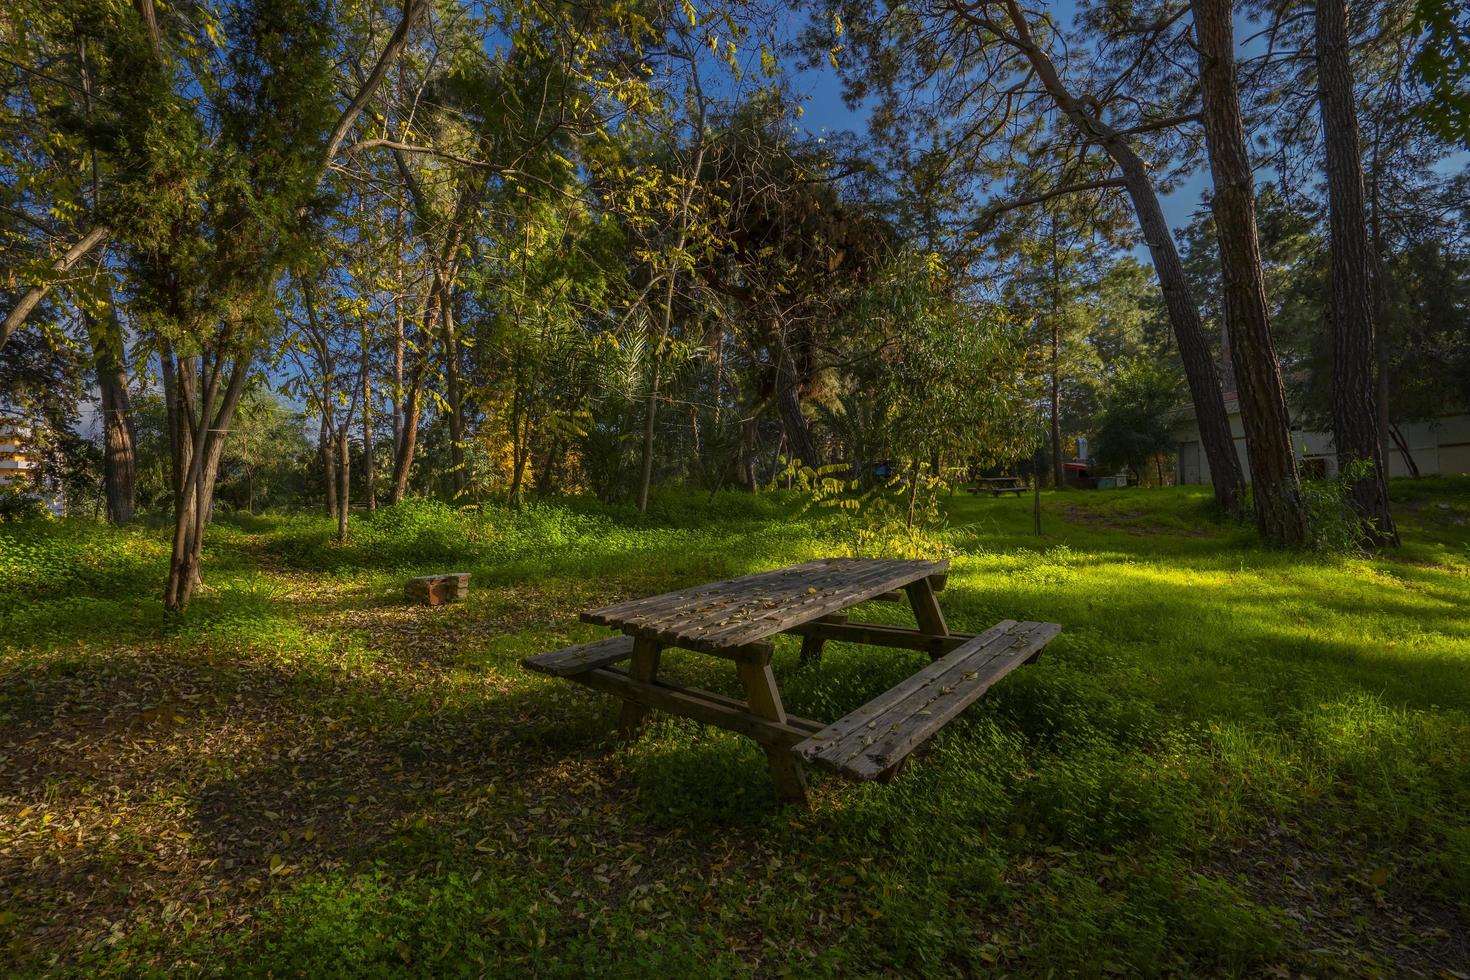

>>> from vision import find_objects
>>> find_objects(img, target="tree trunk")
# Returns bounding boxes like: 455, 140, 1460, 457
1050, 318, 1063, 486
995, 0, 1244, 515
320, 410, 337, 519
1192, 0, 1309, 547
1049, 225, 1065, 487
1389, 424, 1420, 478
389, 286, 439, 505
361, 326, 376, 512
742, 417, 759, 491
336, 428, 350, 543
1033, 447, 1043, 535
636, 361, 660, 512
164, 355, 249, 613
390, 364, 423, 504
775, 341, 821, 469
85, 304, 136, 524
391, 279, 405, 464
442, 298, 466, 498
1369, 131, 1393, 488
1315, 0, 1398, 546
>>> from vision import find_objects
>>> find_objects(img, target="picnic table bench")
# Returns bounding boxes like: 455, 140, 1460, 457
522, 558, 1059, 806
969, 476, 1027, 497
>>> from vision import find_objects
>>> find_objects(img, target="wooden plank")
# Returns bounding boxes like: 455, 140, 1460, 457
791, 621, 1016, 762
617, 636, 662, 739
802, 622, 1035, 771
689, 561, 942, 651
833, 623, 1059, 779
582, 559, 840, 629
796, 622, 1061, 780
521, 635, 634, 677
581, 558, 949, 656
784, 621, 978, 654
569, 668, 818, 747
620, 561, 876, 641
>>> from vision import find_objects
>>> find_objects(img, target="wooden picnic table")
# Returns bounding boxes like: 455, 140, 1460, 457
523, 558, 1059, 807
969, 476, 1027, 497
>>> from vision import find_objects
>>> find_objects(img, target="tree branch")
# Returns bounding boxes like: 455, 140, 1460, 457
970, 177, 1128, 234
0, 223, 112, 351
319, 0, 430, 180
1112, 112, 1201, 136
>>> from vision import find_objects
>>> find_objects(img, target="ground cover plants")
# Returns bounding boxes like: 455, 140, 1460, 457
2, 480, 1468, 975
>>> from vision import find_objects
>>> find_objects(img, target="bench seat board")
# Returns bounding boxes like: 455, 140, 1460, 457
794, 620, 1060, 780
522, 635, 636, 677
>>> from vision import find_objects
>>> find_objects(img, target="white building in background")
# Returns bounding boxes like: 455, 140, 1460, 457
1168, 393, 1470, 485
0, 418, 63, 514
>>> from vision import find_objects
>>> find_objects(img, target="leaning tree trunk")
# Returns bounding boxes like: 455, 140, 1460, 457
0, 225, 112, 353
995, 0, 1244, 514
1115, 164, 1245, 513
164, 354, 250, 613
1192, 0, 1309, 547
1315, 0, 1398, 547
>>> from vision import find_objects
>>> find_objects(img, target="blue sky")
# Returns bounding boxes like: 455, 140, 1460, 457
764, 2, 1224, 239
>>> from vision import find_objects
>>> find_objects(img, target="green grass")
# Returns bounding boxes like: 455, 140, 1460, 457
1, 480, 1468, 976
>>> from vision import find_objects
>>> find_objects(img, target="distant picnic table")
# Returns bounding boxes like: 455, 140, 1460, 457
524, 558, 1059, 807
969, 476, 1027, 497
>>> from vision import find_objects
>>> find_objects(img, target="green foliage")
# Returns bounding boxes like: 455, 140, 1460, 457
778, 459, 953, 559
853, 249, 1035, 470
0, 482, 49, 523
3, 482, 1470, 974
1090, 357, 1183, 476
1299, 459, 1378, 556
1411, 0, 1470, 146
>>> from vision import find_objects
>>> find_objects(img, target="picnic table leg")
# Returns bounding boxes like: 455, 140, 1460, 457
904, 577, 949, 657
797, 633, 826, 668
617, 636, 662, 739
736, 657, 808, 807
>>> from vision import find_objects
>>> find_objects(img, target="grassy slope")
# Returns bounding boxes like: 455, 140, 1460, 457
1, 480, 1467, 976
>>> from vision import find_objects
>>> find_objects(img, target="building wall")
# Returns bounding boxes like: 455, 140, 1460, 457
0, 425, 38, 487
1170, 412, 1470, 484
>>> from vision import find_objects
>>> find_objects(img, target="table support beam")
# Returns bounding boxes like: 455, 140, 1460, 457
571, 668, 821, 746
783, 621, 976, 655
904, 578, 949, 655
617, 637, 662, 739
736, 658, 808, 807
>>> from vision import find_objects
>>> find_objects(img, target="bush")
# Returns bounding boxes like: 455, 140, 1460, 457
0, 482, 49, 523
1300, 458, 1378, 555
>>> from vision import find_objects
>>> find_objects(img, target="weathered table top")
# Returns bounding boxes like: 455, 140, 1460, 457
581, 557, 949, 657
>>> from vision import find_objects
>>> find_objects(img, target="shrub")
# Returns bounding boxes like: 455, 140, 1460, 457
0, 482, 49, 523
